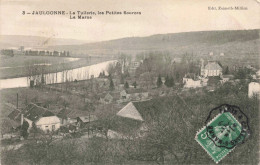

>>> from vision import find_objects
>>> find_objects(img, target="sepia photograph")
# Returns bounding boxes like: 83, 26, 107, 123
0, 0, 259, 164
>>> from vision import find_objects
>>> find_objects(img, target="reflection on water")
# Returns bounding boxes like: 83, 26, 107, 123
0, 60, 117, 89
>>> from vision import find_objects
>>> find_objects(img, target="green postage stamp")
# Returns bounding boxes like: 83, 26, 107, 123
195, 104, 250, 164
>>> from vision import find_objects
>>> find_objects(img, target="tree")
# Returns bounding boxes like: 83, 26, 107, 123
164, 75, 170, 87
224, 66, 229, 74
120, 74, 125, 84
109, 78, 115, 91
169, 77, 175, 87
30, 122, 43, 140
107, 63, 116, 77
83, 102, 95, 112
124, 81, 129, 89
165, 76, 174, 87
99, 72, 103, 78
21, 120, 29, 139
157, 75, 163, 88
132, 81, 137, 88
234, 68, 247, 79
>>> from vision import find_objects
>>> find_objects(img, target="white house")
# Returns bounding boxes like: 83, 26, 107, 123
23, 103, 60, 132
248, 82, 260, 98
256, 70, 260, 79
201, 61, 222, 77
183, 78, 202, 88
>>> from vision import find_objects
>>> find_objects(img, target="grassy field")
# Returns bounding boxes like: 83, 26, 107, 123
0, 55, 112, 79
0, 55, 79, 68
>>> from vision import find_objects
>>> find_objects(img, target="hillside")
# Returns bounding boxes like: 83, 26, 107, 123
0, 35, 89, 49
48, 29, 260, 58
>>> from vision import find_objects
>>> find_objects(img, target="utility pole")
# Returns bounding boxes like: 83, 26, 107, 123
16, 93, 18, 109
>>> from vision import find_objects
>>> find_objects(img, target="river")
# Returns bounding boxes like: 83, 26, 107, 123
0, 60, 117, 89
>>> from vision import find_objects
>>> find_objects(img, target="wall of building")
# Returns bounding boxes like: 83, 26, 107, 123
36, 116, 61, 132
183, 78, 202, 88
248, 82, 260, 98
204, 69, 222, 77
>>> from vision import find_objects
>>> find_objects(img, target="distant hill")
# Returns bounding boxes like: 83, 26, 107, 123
1, 30, 259, 60
47, 29, 260, 57
0, 35, 90, 49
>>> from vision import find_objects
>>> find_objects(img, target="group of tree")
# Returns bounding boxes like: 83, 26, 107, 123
2, 79, 259, 164
107, 62, 122, 78
24, 50, 70, 57
164, 75, 175, 87
234, 67, 253, 79
132, 81, 137, 88
1, 49, 14, 56
109, 77, 115, 91
98, 71, 106, 78
157, 74, 175, 88
135, 52, 200, 86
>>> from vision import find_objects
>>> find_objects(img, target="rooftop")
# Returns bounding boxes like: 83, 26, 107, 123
8, 109, 21, 124
125, 88, 148, 94
23, 103, 55, 122
117, 96, 181, 122
78, 115, 98, 123
204, 61, 222, 70
57, 108, 91, 119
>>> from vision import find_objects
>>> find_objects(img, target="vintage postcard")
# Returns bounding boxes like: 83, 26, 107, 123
0, 0, 259, 164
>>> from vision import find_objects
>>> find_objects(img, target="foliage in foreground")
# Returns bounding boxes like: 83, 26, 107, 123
1, 82, 259, 165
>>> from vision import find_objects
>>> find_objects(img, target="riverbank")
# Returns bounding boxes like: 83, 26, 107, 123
0, 60, 117, 89
0, 55, 113, 79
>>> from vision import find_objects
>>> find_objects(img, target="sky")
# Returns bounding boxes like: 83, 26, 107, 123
1, 0, 260, 41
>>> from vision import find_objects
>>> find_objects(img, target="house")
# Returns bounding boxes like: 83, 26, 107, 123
220, 75, 234, 84
201, 61, 222, 77
8, 108, 22, 125
76, 115, 98, 128
22, 103, 61, 132
121, 88, 149, 101
183, 73, 203, 88
255, 70, 260, 79
183, 78, 202, 88
0, 103, 22, 138
128, 88, 149, 101
100, 93, 114, 104
109, 97, 181, 138
1, 118, 20, 139
248, 82, 260, 98
117, 102, 145, 121
107, 116, 145, 139
120, 90, 130, 101
57, 108, 78, 126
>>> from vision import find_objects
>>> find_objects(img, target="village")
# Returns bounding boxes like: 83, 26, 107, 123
1, 50, 260, 139
0, 49, 259, 164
